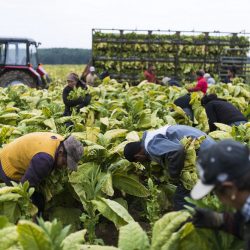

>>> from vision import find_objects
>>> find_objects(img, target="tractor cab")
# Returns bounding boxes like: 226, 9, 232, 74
0, 37, 50, 88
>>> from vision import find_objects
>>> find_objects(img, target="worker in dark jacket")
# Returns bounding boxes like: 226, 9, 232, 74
188, 70, 208, 95
201, 94, 247, 131
0, 132, 83, 215
191, 140, 250, 250
63, 73, 91, 117
123, 124, 215, 210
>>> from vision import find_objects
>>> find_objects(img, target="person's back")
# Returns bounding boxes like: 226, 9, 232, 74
143, 124, 215, 156
174, 94, 193, 120
203, 98, 247, 131
166, 125, 215, 150
174, 94, 191, 109
206, 100, 247, 122
0, 132, 63, 182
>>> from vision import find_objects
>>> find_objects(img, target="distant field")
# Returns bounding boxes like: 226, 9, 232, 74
44, 64, 86, 82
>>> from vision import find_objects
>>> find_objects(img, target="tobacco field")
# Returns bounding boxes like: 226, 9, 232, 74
0, 65, 249, 250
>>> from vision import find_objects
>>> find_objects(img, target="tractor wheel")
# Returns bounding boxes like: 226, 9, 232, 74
0, 70, 37, 88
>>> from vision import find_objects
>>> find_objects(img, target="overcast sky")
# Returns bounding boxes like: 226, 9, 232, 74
1, 0, 250, 48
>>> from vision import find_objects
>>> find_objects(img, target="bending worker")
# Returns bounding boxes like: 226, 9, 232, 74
123, 124, 215, 210
174, 94, 193, 120
0, 132, 83, 214
191, 139, 250, 249
201, 94, 247, 131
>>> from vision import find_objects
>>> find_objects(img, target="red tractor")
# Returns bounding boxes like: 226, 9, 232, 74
0, 37, 50, 88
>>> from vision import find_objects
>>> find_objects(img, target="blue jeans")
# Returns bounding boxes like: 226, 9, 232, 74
183, 108, 194, 121
229, 121, 247, 126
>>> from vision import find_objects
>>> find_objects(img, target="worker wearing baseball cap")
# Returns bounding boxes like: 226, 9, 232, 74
0, 132, 83, 214
191, 139, 250, 249
86, 66, 98, 86
203, 73, 216, 85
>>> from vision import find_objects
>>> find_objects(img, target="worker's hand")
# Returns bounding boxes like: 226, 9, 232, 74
192, 208, 224, 229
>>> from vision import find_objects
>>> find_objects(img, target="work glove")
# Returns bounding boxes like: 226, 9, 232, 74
192, 208, 224, 229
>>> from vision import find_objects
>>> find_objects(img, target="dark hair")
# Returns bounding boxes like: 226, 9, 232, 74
228, 66, 237, 76
196, 70, 204, 77
124, 141, 142, 162
148, 64, 155, 70
201, 94, 218, 106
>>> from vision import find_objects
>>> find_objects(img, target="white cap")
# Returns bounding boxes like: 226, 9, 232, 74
190, 179, 215, 200
162, 77, 171, 85
204, 73, 210, 78
89, 66, 95, 72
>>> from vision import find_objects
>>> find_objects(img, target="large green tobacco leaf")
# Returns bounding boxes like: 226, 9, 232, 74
133, 99, 144, 114
113, 174, 149, 197
190, 92, 209, 132
179, 228, 243, 250
118, 222, 150, 250
0, 192, 22, 202
69, 162, 99, 185
0, 126, 15, 146
108, 159, 131, 173
92, 197, 134, 228
159, 222, 194, 250
137, 109, 152, 129
208, 130, 233, 140
62, 229, 86, 250
214, 123, 232, 133
100, 172, 114, 196
43, 118, 57, 131
0, 113, 20, 125
108, 141, 129, 156
173, 225, 212, 250
0, 201, 20, 224
151, 211, 191, 250
103, 129, 128, 141
17, 220, 52, 250
125, 131, 140, 141
84, 144, 106, 161
150, 109, 163, 128
37, 218, 71, 250
0, 183, 36, 223
0, 225, 19, 250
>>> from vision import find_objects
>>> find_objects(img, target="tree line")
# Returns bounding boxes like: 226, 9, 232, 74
38, 48, 91, 64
